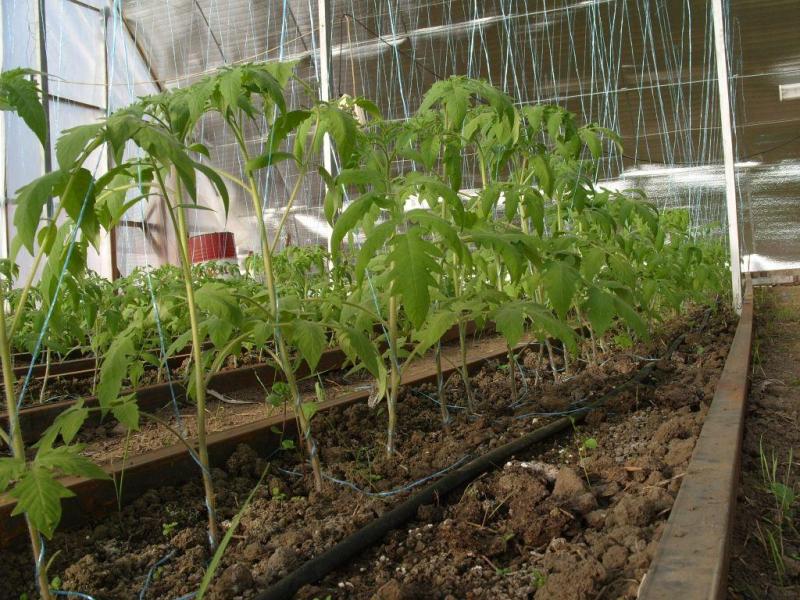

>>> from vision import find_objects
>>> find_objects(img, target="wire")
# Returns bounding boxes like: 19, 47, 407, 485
621, 131, 800, 166
278, 452, 470, 498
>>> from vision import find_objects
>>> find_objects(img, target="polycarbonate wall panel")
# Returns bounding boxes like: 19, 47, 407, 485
45, 0, 106, 107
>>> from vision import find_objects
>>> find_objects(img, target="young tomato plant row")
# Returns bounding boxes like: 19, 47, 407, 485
0, 65, 727, 599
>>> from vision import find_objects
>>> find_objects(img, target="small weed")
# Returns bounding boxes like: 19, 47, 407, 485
270, 487, 287, 502
531, 569, 547, 588
162, 521, 178, 538
613, 333, 633, 349
758, 437, 798, 583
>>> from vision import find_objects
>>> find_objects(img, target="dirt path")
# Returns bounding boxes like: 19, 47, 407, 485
728, 286, 800, 599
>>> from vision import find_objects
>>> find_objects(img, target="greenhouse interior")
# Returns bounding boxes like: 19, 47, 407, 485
0, 0, 798, 598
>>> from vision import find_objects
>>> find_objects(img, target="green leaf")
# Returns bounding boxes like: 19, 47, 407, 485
50, 403, 89, 445
13, 170, 67, 253
578, 127, 602, 159
97, 336, 135, 414
193, 161, 230, 217
317, 104, 358, 166
340, 326, 380, 378
584, 287, 614, 336
56, 123, 103, 171
245, 151, 294, 173
524, 304, 578, 353
330, 193, 383, 259
0, 457, 25, 493
269, 110, 311, 152
0, 68, 47, 146
613, 295, 648, 338
532, 154, 553, 197
10, 466, 74, 539
580, 246, 606, 280
111, 396, 140, 430
387, 229, 442, 328
300, 401, 319, 422
543, 261, 581, 319
36, 445, 109, 481
290, 320, 327, 371
196, 282, 243, 326
218, 67, 243, 112
60, 168, 100, 248
493, 302, 526, 347
413, 310, 458, 356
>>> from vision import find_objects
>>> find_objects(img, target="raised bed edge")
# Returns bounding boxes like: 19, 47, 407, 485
639, 281, 754, 599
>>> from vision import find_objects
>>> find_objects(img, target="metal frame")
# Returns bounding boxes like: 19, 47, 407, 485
711, 0, 743, 313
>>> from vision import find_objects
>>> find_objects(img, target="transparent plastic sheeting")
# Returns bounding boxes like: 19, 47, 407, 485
3, 0, 800, 276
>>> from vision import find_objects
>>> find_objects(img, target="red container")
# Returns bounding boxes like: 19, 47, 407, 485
188, 232, 237, 263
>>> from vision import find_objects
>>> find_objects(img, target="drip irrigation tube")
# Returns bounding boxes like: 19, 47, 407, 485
255, 330, 690, 600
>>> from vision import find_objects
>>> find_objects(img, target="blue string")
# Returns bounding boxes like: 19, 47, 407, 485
409, 389, 464, 411
139, 549, 176, 600
278, 452, 470, 498
16, 170, 100, 410
52, 592, 98, 600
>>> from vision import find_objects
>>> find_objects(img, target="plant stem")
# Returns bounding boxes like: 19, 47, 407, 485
386, 293, 400, 457
240, 155, 323, 490
434, 341, 450, 434
0, 290, 52, 600
163, 170, 220, 550
37, 347, 51, 404
458, 321, 475, 410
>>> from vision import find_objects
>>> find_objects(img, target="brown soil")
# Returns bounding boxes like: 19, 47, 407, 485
728, 286, 800, 600
1, 305, 735, 600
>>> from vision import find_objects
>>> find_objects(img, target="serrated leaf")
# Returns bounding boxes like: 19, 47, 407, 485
532, 154, 553, 197
413, 310, 459, 356
50, 403, 89, 445
300, 402, 319, 423
584, 287, 615, 336
36, 445, 109, 481
111, 396, 140, 430
193, 161, 230, 217
524, 304, 578, 353
13, 170, 67, 253
493, 302, 526, 347
60, 168, 100, 248
0, 69, 47, 146
290, 320, 326, 371
56, 123, 103, 170
330, 193, 383, 259
340, 326, 380, 378
245, 151, 294, 173
578, 127, 602, 159
10, 466, 74, 538
97, 336, 135, 414
195, 282, 243, 326
613, 295, 648, 338
0, 457, 25, 493
387, 230, 441, 328
580, 246, 606, 280
543, 261, 581, 319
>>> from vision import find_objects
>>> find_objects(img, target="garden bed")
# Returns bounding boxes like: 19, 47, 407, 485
1, 305, 735, 599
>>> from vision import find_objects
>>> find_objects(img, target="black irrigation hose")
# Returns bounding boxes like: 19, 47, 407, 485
255, 325, 696, 600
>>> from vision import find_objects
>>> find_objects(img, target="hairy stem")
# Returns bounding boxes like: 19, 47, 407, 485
237, 140, 323, 490
0, 288, 52, 600
161, 169, 219, 549
434, 341, 450, 434
37, 347, 51, 404
386, 293, 400, 457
